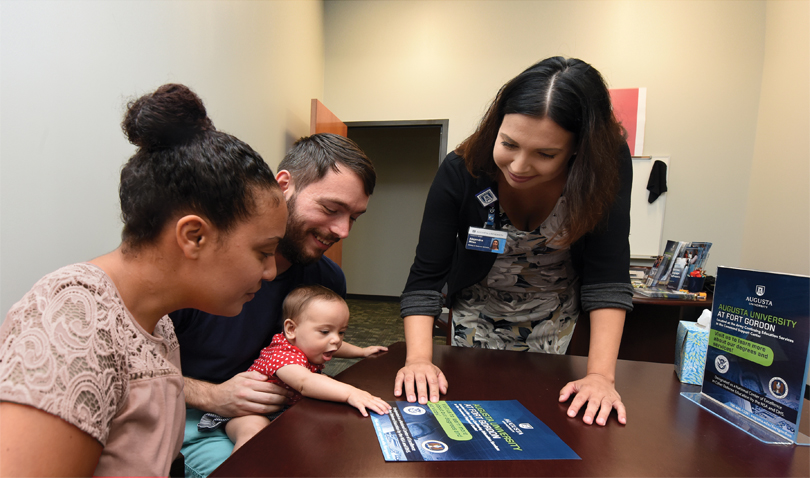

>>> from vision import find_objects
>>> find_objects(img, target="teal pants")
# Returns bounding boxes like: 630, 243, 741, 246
182, 408, 234, 478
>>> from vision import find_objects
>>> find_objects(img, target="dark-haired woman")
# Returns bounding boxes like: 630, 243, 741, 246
0, 84, 287, 476
395, 57, 633, 427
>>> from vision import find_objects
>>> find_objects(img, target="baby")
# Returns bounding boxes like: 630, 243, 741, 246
203, 284, 392, 453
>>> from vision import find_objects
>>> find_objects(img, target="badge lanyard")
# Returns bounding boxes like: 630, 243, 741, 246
466, 188, 507, 254
485, 207, 497, 229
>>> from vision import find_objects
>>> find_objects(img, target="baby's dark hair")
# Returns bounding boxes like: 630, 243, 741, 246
282, 284, 345, 323
119, 83, 281, 251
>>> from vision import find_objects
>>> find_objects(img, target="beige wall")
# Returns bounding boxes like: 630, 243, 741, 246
2, 0, 807, 312
0, 0, 325, 315
324, 0, 795, 281
740, 0, 810, 276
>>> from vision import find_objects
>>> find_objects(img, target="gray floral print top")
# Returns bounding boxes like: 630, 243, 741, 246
452, 197, 580, 354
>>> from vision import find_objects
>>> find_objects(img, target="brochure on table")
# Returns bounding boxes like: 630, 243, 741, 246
681, 266, 810, 445
370, 400, 580, 461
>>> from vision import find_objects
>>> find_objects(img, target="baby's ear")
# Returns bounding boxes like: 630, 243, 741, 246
283, 318, 296, 340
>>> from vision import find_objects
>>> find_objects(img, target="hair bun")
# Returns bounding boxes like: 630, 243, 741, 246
122, 83, 213, 150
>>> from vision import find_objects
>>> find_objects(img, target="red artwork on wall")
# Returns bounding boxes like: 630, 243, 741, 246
610, 87, 646, 156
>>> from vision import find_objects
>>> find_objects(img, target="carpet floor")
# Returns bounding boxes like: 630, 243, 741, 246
322, 298, 446, 377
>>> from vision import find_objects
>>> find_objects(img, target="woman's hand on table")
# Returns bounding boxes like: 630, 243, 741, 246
394, 360, 448, 404
559, 372, 626, 426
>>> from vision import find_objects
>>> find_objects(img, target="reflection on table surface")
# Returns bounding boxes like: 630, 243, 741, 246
212, 342, 810, 477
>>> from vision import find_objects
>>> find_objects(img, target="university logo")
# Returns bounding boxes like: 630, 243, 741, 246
756, 285, 765, 296
476, 188, 497, 207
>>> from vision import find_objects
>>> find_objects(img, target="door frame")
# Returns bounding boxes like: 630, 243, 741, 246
345, 119, 450, 164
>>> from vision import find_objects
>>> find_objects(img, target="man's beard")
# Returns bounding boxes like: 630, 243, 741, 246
277, 194, 340, 266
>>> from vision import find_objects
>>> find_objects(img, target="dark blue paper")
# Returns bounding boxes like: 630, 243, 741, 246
370, 400, 579, 461
702, 267, 810, 442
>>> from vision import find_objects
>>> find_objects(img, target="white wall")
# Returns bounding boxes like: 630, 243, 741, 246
740, 0, 810, 276
323, 0, 781, 278
0, 0, 325, 316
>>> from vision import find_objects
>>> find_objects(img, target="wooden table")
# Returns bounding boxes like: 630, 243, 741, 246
212, 342, 810, 477
568, 293, 714, 364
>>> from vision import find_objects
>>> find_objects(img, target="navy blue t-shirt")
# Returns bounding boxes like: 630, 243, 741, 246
170, 257, 346, 384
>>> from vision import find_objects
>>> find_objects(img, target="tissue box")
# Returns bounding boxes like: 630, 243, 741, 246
674, 321, 709, 385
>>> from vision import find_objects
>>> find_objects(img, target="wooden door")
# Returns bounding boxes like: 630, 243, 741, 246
310, 99, 346, 266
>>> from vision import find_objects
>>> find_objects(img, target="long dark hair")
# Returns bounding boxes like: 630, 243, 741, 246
119, 83, 281, 251
456, 57, 625, 245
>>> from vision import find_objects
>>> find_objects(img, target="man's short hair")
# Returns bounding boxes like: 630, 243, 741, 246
282, 284, 346, 323
278, 133, 376, 196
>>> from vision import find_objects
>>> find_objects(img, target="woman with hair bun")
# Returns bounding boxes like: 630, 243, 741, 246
0, 84, 287, 476
396, 57, 633, 427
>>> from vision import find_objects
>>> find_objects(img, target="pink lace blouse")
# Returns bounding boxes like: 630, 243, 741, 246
0, 263, 184, 476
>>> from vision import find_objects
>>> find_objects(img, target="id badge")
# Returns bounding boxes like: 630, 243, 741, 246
466, 227, 507, 254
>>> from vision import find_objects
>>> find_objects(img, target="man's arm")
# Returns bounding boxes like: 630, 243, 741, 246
183, 372, 292, 417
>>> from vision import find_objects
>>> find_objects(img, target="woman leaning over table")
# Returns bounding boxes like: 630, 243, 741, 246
0, 83, 287, 476
395, 57, 633, 426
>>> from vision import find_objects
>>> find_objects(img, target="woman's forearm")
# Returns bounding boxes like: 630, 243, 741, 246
584, 308, 626, 381
403, 314, 437, 363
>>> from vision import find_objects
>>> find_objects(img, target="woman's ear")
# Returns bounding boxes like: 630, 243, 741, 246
175, 215, 211, 259
275, 170, 295, 200
283, 318, 296, 341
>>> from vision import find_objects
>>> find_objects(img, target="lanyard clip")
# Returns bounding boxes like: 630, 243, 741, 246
484, 207, 496, 229
477, 188, 498, 229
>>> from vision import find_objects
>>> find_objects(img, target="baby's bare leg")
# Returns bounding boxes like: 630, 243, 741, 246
225, 415, 272, 454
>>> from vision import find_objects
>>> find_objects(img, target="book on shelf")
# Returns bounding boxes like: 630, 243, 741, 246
646, 240, 688, 287
645, 256, 665, 287
639, 240, 713, 298
633, 282, 707, 300
629, 266, 648, 281
686, 241, 712, 273
666, 254, 690, 291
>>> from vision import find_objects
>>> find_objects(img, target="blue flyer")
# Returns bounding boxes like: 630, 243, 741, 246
702, 267, 810, 442
370, 400, 579, 461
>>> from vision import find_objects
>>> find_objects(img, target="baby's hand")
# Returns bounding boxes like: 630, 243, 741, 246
347, 389, 392, 417
362, 345, 388, 357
